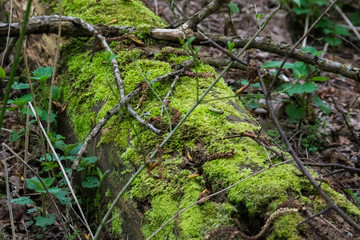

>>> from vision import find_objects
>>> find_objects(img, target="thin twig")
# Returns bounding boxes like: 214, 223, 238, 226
2, 16, 360, 80
47, 0, 62, 135
267, 0, 338, 95
161, 75, 179, 117
332, 2, 360, 40
258, 69, 360, 232
24, 105, 30, 194
0, 0, 13, 67
73, 69, 186, 172
304, 162, 360, 173
147, 160, 292, 240
3, 143, 68, 236
2, 145, 16, 240
297, 207, 330, 226
0, 0, 33, 130
93, 5, 283, 238
28, 102, 94, 238
182, 0, 229, 30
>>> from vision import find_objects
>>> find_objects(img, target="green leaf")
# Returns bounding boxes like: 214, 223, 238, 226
292, 8, 311, 15
313, 96, 331, 114
9, 94, 34, 109
256, 14, 264, 21
287, 82, 318, 96
228, 3, 239, 15
323, 25, 350, 36
31, 67, 53, 83
285, 104, 305, 120
81, 176, 100, 188
78, 156, 98, 171
48, 188, 71, 205
262, 61, 294, 69
292, 0, 301, 7
12, 82, 31, 90
51, 86, 60, 101
35, 214, 55, 228
26, 177, 55, 193
293, 61, 308, 79
69, 142, 82, 155
11, 196, 35, 205
301, 46, 318, 56
312, 76, 328, 82
0, 67, 5, 79
324, 37, 342, 46
227, 41, 235, 52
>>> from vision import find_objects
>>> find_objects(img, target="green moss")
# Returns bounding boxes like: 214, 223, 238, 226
60, 0, 166, 28
58, 10, 360, 237
141, 193, 179, 239
111, 207, 124, 237
204, 162, 313, 215
267, 213, 304, 240
323, 184, 360, 217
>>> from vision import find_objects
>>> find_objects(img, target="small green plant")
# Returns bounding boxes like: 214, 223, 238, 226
262, 46, 331, 121
291, 0, 350, 46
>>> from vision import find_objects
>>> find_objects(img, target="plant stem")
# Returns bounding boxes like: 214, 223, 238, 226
0, 0, 33, 130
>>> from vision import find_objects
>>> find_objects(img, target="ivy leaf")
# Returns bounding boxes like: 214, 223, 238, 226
35, 214, 56, 228
285, 104, 305, 120
287, 82, 317, 96
81, 176, 100, 188
313, 96, 331, 114
11, 196, 35, 205
228, 3, 239, 15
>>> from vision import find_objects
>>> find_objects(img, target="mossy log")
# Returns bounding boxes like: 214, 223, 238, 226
29, 0, 360, 239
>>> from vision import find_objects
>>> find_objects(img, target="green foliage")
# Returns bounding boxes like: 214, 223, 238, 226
259, 46, 331, 121
285, 104, 306, 120
11, 196, 35, 205
228, 3, 239, 15
0, 67, 5, 79
34, 214, 56, 228
31, 66, 53, 83
291, 0, 351, 46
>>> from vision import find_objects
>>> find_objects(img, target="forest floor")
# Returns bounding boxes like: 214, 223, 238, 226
1, 0, 360, 239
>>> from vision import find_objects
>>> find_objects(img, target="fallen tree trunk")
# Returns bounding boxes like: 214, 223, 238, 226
5, 0, 360, 239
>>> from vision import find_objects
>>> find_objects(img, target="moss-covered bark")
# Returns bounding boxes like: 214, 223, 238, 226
54, 1, 360, 239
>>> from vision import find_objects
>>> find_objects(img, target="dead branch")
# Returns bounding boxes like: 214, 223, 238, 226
1, 15, 359, 81
181, 0, 230, 30
257, 69, 360, 232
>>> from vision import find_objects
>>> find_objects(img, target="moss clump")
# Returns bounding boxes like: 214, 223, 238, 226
111, 207, 123, 237
60, 0, 167, 28
267, 213, 304, 240
141, 193, 179, 239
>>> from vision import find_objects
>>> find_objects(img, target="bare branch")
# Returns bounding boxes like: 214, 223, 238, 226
182, 0, 230, 30
1, 15, 359, 81
257, 69, 360, 232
